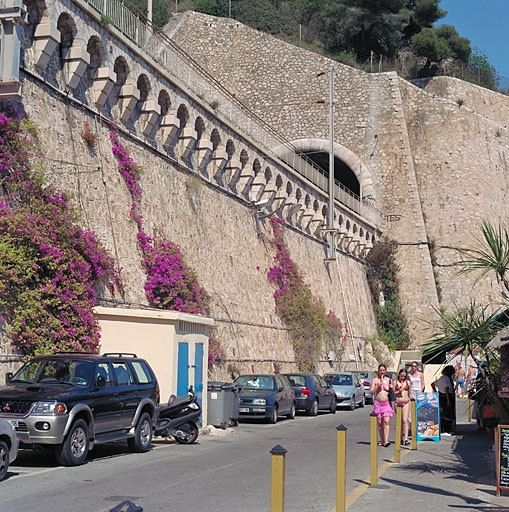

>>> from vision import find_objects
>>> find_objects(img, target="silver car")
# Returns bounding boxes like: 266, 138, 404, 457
323, 372, 365, 410
0, 419, 19, 481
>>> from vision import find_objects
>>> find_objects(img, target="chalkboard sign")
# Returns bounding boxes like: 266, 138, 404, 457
496, 425, 509, 495
415, 392, 440, 442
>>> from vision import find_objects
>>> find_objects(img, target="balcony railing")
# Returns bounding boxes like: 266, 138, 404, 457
82, 0, 382, 229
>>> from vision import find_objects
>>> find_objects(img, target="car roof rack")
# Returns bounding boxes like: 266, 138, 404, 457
102, 352, 138, 358
53, 351, 96, 355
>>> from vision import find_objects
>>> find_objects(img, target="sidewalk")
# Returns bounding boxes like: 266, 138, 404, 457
346, 400, 509, 511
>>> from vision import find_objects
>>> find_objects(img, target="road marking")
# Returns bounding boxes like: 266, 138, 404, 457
8, 465, 63, 480
340, 447, 411, 510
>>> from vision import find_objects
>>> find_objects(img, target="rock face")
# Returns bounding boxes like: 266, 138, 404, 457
2, 3, 507, 376
168, 11, 509, 343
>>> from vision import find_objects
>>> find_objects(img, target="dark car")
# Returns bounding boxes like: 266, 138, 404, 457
235, 374, 295, 424
351, 370, 377, 405
282, 373, 336, 415
0, 352, 159, 466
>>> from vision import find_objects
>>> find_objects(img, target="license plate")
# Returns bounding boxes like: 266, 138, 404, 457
239, 407, 249, 413
8, 420, 18, 428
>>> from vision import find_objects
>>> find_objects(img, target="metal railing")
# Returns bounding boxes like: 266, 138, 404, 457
82, 0, 381, 228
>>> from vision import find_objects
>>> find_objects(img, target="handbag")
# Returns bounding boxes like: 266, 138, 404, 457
388, 387, 396, 402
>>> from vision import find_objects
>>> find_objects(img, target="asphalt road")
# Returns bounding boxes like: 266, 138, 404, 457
0, 405, 389, 512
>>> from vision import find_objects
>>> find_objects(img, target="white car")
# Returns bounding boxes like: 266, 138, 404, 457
0, 419, 19, 481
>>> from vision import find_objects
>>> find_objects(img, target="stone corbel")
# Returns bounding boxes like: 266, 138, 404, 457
178, 126, 197, 159
236, 166, 254, 195
62, 45, 90, 90
223, 156, 241, 189
195, 138, 212, 169
160, 113, 180, 148
118, 82, 140, 123
33, 21, 60, 70
258, 177, 277, 204
308, 213, 324, 234
300, 208, 315, 230
141, 98, 161, 136
0, 0, 27, 99
211, 145, 227, 184
91, 66, 115, 109
248, 173, 266, 202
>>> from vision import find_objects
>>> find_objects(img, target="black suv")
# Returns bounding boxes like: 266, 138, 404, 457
0, 352, 159, 466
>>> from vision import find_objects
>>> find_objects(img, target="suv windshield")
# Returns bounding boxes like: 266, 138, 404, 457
236, 376, 275, 391
12, 359, 93, 387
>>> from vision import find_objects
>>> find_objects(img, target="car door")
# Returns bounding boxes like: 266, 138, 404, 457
311, 375, 325, 407
317, 375, 334, 407
111, 361, 139, 430
352, 374, 362, 404
89, 362, 121, 434
276, 376, 291, 414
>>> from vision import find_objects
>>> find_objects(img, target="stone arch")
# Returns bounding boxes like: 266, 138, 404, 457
86, 36, 105, 72
264, 166, 272, 183
194, 116, 206, 139
295, 188, 302, 202
352, 223, 358, 235
226, 139, 235, 158
25, 0, 47, 36
240, 149, 249, 168
111, 56, 129, 102
137, 74, 150, 102
275, 174, 284, 190
176, 104, 189, 130
313, 199, 319, 212
57, 13, 76, 50
210, 129, 221, 150
322, 205, 327, 218
158, 90, 171, 115
253, 158, 261, 174
272, 138, 376, 203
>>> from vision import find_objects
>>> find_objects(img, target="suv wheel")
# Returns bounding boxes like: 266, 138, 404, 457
128, 412, 153, 453
55, 419, 89, 466
0, 440, 9, 481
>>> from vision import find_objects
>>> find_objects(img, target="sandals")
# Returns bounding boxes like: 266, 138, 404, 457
383, 442, 391, 447
403, 440, 410, 446
377, 441, 384, 446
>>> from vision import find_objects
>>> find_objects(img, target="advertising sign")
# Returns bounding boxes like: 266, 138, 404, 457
416, 391, 441, 442
496, 425, 509, 495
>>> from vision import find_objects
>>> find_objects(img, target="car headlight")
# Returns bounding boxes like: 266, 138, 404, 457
336, 392, 348, 398
31, 401, 67, 415
252, 398, 266, 406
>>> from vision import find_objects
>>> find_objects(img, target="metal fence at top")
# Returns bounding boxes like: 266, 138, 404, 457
82, 0, 382, 228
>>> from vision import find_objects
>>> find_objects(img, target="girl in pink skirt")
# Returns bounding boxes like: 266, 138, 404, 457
370, 363, 394, 447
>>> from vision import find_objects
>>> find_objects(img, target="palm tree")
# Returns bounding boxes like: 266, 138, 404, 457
457, 220, 509, 294
423, 220, 509, 421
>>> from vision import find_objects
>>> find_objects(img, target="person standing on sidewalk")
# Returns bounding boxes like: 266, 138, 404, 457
409, 361, 425, 393
370, 363, 394, 447
394, 368, 412, 445
455, 363, 466, 398
431, 365, 456, 436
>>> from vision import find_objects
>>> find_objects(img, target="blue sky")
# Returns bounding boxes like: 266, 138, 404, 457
438, 0, 509, 79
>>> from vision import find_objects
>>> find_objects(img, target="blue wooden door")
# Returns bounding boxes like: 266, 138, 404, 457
194, 343, 204, 405
177, 342, 189, 397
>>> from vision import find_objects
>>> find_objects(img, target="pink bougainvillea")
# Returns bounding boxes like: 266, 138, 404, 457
109, 131, 211, 316
0, 104, 116, 357
267, 216, 345, 371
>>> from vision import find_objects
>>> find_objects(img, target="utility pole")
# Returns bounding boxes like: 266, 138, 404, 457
327, 66, 336, 262
229, 0, 231, 18
147, 0, 152, 24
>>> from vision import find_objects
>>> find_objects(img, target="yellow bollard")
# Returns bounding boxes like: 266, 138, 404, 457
394, 404, 402, 462
336, 424, 347, 512
370, 412, 378, 486
467, 395, 472, 422
270, 445, 287, 512
411, 398, 417, 451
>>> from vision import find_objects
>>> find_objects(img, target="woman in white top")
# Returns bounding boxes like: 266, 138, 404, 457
431, 365, 456, 435
409, 361, 425, 394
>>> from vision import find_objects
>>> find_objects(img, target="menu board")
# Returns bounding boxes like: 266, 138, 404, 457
416, 392, 440, 442
497, 425, 509, 495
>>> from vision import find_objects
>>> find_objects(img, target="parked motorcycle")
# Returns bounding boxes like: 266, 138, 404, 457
154, 387, 201, 444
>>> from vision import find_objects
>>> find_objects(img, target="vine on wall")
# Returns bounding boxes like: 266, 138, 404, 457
365, 238, 410, 351
109, 131, 224, 365
0, 104, 116, 357
267, 217, 347, 371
